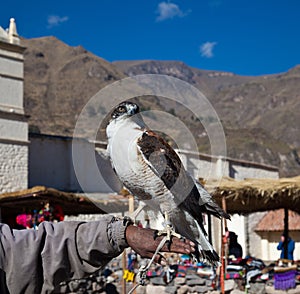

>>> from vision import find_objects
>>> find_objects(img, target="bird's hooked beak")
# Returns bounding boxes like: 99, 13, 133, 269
127, 103, 139, 116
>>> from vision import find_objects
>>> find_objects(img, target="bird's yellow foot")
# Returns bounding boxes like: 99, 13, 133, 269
153, 222, 183, 249
153, 211, 184, 248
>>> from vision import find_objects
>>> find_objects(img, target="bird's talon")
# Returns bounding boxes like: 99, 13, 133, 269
153, 230, 159, 240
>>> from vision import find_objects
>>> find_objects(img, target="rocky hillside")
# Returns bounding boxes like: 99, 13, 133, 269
22, 37, 126, 136
114, 60, 300, 176
22, 37, 300, 176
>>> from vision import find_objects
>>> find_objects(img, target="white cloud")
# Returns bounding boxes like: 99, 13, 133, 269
156, 2, 190, 22
200, 41, 217, 58
47, 15, 69, 28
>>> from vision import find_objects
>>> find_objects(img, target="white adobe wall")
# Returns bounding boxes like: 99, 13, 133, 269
177, 151, 229, 181
29, 136, 70, 190
29, 135, 122, 193
230, 163, 279, 180
258, 231, 300, 261
71, 138, 121, 193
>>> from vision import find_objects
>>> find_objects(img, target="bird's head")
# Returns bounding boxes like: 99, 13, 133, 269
110, 101, 140, 121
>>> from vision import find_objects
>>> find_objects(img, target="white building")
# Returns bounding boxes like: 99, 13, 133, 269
0, 18, 28, 193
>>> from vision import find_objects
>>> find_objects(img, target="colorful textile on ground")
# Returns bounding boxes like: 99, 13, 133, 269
274, 270, 296, 290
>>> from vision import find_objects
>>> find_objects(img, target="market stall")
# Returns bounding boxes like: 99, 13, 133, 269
0, 186, 129, 227
208, 176, 300, 292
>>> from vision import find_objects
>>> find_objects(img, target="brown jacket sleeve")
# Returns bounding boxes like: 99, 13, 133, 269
0, 215, 129, 293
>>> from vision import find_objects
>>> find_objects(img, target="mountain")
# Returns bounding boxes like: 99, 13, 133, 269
113, 60, 253, 96
22, 37, 126, 136
113, 60, 300, 148
22, 37, 300, 176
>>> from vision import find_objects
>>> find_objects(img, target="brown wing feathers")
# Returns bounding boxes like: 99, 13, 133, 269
137, 130, 229, 226
137, 131, 204, 223
137, 131, 182, 190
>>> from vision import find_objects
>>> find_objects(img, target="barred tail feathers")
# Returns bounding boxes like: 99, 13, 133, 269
171, 211, 220, 267
193, 219, 220, 267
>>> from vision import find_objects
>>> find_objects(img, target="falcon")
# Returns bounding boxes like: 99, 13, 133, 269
106, 101, 230, 265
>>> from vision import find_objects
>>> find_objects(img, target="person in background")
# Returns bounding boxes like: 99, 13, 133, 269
0, 215, 195, 293
228, 231, 243, 259
277, 234, 295, 261
127, 249, 137, 271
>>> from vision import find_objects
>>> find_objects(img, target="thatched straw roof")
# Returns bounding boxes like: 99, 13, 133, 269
0, 186, 129, 217
209, 176, 300, 214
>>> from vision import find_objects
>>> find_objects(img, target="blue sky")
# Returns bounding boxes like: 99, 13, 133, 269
1, 0, 300, 76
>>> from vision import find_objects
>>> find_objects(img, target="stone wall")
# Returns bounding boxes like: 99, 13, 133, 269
0, 142, 28, 192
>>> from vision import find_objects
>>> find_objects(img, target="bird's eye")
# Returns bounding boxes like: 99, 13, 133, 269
117, 106, 126, 113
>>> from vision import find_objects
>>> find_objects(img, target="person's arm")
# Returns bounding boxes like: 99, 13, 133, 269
1, 215, 126, 293
0, 216, 195, 293
277, 241, 284, 250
